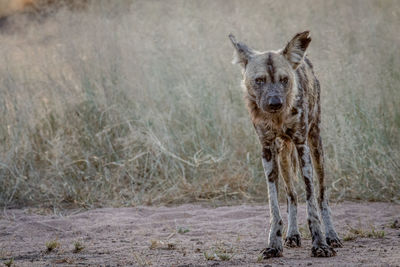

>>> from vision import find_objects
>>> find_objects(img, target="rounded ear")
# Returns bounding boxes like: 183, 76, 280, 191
229, 34, 255, 69
282, 31, 311, 70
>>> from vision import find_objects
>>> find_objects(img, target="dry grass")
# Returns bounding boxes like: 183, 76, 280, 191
73, 240, 84, 253
3, 258, 14, 267
45, 239, 60, 252
0, 0, 399, 209
204, 241, 236, 262
343, 224, 385, 241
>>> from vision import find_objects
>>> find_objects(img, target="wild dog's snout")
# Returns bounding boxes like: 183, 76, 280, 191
260, 94, 284, 113
268, 96, 283, 110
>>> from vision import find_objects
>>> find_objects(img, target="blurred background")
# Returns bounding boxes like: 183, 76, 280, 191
0, 0, 399, 209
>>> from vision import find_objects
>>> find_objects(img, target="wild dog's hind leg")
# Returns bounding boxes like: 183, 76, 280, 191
296, 142, 335, 257
309, 126, 343, 248
261, 144, 283, 259
279, 141, 301, 247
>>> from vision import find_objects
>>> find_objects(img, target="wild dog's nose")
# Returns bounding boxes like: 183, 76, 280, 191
268, 96, 283, 110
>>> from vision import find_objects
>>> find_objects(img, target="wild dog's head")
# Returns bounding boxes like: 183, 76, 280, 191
229, 31, 311, 114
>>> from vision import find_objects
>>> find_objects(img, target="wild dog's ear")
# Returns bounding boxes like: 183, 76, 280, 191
282, 31, 311, 70
229, 34, 254, 69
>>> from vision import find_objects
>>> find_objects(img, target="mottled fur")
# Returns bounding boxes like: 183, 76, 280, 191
229, 31, 342, 258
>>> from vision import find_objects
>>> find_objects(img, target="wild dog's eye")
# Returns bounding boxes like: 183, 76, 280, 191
280, 77, 289, 85
255, 77, 266, 86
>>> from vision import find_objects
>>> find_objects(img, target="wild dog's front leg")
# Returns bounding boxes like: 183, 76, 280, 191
309, 130, 342, 248
279, 142, 301, 247
261, 145, 283, 259
296, 143, 336, 257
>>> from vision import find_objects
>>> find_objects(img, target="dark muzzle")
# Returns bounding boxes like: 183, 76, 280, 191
268, 96, 283, 111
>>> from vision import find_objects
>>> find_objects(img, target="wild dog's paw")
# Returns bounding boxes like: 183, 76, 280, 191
261, 247, 283, 259
326, 234, 343, 248
284, 234, 301, 247
311, 243, 336, 257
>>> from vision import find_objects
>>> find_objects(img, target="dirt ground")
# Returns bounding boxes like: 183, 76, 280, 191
1, 201, 399, 266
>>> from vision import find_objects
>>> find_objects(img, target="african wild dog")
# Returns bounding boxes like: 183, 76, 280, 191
229, 31, 342, 258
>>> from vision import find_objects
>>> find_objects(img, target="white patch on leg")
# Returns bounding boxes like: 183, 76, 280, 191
287, 200, 299, 236
321, 199, 338, 239
262, 158, 273, 177
262, 157, 282, 249
267, 180, 280, 223
267, 180, 282, 249
299, 145, 313, 180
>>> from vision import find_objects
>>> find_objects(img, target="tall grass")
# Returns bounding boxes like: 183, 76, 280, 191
0, 0, 399, 208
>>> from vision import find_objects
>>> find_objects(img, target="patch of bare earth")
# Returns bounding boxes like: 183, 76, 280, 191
1, 202, 399, 266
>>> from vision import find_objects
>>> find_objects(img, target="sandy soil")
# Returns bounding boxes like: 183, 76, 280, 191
1, 201, 399, 266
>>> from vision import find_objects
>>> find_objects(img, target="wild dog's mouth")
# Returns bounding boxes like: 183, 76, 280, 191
258, 103, 284, 114
262, 108, 283, 114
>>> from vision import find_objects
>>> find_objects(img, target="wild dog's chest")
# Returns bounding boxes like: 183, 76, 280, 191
254, 107, 301, 142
